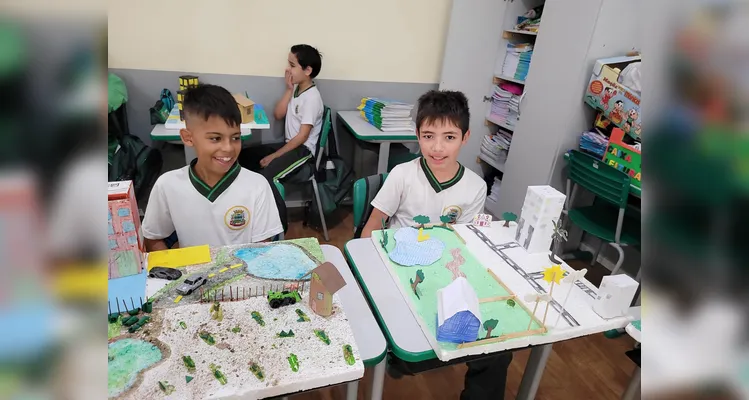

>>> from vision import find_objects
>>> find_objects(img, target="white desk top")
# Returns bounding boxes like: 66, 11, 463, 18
146, 244, 387, 365
338, 111, 418, 142
346, 222, 637, 361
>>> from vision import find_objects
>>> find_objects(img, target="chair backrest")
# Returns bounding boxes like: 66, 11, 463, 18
352, 173, 388, 238
315, 106, 332, 170
566, 149, 631, 208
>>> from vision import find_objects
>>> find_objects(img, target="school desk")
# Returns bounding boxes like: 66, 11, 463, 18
337, 111, 418, 174
150, 104, 270, 165
344, 222, 638, 400
146, 244, 387, 400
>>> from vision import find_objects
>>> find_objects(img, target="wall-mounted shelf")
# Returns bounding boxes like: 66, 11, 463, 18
493, 75, 526, 85
504, 29, 538, 37
486, 114, 515, 132
478, 152, 505, 173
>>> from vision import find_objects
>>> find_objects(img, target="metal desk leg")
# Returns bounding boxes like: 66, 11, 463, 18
346, 380, 359, 400
377, 142, 391, 174
183, 145, 197, 165
517, 344, 553, 400
621, 366, 641, 400
371, 358, 386, 400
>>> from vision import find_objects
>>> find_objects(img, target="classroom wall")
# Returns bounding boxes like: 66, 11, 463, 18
546, 0, 641, 274
108, 0, 451, 83
108, 0, 450, 159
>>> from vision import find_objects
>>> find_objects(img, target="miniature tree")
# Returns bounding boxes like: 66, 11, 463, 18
549, 219, 569, 263
439, 215, 451, 227
506, 298, 516, 308
413, 215, 431, 229
502, 212, 517, 227
483, 319, 499, 339
410, 269, 425, 299
211, 301, 224, 321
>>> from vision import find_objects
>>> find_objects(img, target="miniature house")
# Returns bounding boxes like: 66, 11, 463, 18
436, 277, 482, 344
304, 262, 346, 317
233, 94, 255, 124
514, 185, 566, 254
108, 181, 143, 279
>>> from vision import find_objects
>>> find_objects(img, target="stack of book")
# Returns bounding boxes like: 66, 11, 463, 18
486, 177, 502, 205
580, 130, 609, 158
501, 43, 534, 81
480, 132, 512, 166
488, 83, 523, 129
358, 97, 415, 132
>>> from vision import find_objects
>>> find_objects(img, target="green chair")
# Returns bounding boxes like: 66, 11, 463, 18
564, 150, 641, 275
275, 106, 333, 241
352, 173, 389, 238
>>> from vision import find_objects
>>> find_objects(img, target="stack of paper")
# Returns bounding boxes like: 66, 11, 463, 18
501, 43, 534, 81
488, 84, 522, 129
580, 130, 609, 157
480, 132, 511, 166
487, 177, 502, 204
358, 97, 415, 132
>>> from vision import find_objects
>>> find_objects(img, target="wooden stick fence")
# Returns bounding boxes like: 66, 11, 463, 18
199, 280, 308, 303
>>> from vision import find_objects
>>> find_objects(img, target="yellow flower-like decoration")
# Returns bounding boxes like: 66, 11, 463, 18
542, 265, 564, 285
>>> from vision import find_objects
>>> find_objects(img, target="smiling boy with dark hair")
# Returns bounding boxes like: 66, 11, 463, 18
361, 90, 513, 400
142, 84, 283, 250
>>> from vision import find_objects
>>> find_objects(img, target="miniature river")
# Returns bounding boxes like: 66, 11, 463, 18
108, 338, 163, 398
234, 244, 317, 280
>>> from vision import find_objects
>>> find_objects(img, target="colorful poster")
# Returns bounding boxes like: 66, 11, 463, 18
603, 128, 641, 189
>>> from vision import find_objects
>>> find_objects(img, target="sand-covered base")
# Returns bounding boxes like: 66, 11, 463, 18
121, 295, 363, 399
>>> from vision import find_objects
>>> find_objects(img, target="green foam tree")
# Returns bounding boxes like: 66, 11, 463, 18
502, 212, 517, 227
413, 215, 430, 229
483, 319, 499, 339
439, 215, 451, 227
410, 269, 425, 299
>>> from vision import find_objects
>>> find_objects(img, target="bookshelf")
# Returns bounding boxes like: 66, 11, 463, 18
439, 0, 637, 219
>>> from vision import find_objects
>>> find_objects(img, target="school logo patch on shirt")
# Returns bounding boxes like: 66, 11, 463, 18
442, 205, 463, 224
225, 205, 250, 230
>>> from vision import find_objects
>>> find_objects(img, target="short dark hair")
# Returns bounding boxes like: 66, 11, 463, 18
291, 44, 322, 78
183, 84, 241, 127
415, 90, 470, 135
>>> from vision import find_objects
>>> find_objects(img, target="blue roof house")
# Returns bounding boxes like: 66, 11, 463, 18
436, 277, 482, 344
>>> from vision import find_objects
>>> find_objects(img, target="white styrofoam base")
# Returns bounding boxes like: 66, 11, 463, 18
119, 296, 363, 399
371, 222, 634, 362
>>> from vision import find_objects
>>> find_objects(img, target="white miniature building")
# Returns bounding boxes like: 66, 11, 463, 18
514, 185, 566, 254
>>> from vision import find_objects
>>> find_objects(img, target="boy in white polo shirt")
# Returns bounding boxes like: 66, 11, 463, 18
361, 90, 512, 400
142, 84, 283, 250
239, 44, 324, 182
361, 90, 487, 235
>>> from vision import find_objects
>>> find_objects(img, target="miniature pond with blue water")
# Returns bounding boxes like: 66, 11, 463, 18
234, 244, 316, 280
108, 338, 163, 397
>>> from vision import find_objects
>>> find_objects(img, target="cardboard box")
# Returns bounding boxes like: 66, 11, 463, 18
233, 94, 255, 124
593, 274, 639, 319
584, 55, 642, 140
514, 186, 566, 254
108, 181, 143, 279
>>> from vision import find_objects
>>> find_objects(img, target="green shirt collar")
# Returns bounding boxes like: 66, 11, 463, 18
188, 158, 241, 202
419, 157, 465, 193
294, 82, 316, 98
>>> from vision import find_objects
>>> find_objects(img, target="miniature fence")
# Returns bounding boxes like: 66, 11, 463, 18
199, 281, 308, 303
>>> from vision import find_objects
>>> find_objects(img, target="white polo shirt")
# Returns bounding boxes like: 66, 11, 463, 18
142, 160, 283, 248
371, 157, 487, 229
285, 83, 323, 155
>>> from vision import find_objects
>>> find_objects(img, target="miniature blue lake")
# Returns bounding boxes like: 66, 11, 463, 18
235, 244, 316, 280
108, 338, 163, 398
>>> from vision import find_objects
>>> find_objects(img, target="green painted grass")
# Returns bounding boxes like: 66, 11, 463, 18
108, 339, 163, 397
373, 228, 542, 351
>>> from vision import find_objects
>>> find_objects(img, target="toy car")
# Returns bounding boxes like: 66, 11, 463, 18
267, 290, 301, 309
149, 267, 182, 280
176, 274, 208, 295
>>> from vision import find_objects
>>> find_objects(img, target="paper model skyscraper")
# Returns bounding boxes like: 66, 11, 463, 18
108, 181, 143, 279
514, 185, 566, 254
